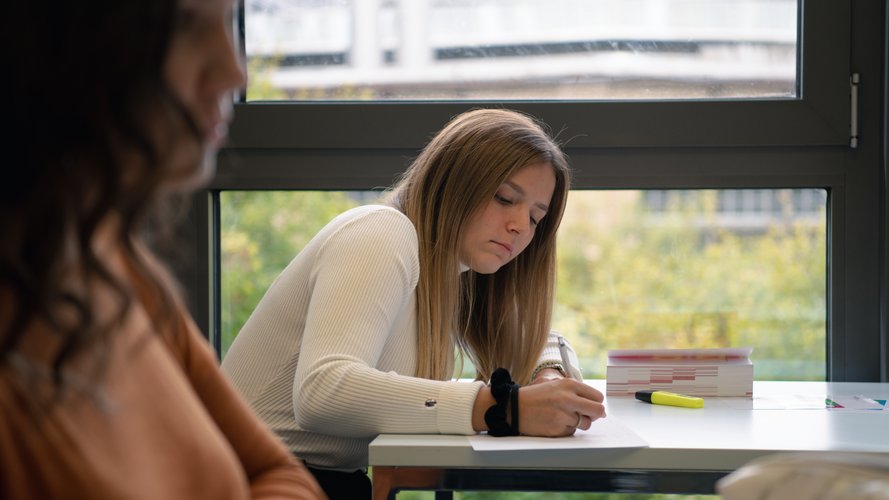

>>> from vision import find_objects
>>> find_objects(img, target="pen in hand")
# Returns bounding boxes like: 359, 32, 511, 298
557, 335, 604, 427
558, 335, 583, 382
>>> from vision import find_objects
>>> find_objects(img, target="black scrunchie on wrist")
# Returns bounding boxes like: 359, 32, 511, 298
484, 368, 520, 436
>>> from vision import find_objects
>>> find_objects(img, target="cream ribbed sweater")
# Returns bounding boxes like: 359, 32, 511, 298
221, 205, 577, 472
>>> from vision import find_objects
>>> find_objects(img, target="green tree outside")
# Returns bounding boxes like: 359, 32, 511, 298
555, 190, 825, 380
220, 189, 826, 379
219, 191, 362, 356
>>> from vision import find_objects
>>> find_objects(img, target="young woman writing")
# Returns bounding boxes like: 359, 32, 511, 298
222, 108, 606, 499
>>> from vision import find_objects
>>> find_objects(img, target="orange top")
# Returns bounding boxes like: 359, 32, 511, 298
0, 251, 324, 499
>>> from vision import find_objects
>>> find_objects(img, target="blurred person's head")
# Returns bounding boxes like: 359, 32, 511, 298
2, 0, 244, 388
7, 0, 244, 208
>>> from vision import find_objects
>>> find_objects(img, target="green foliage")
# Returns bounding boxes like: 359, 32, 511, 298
220, 190, 826, 380
219, 191, 362, 356
554, 191, 825, 380
245, 56, 377, 101
246, 57, 288, 101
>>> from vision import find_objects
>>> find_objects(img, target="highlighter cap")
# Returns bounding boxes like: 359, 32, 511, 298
635, 390, 656, 404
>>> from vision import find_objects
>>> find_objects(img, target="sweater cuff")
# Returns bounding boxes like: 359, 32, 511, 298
538, 333, 583, 380
434, 380, 486, 435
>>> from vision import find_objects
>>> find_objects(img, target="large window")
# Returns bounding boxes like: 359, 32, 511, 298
220, 188, 827, 380
185, 0, 887, 384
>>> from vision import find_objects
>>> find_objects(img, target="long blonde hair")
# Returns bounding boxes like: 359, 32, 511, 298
387, 108, 571, 384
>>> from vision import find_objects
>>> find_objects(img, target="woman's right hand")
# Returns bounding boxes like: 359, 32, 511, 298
517, 379, 605, 437
472, 378, 606, 436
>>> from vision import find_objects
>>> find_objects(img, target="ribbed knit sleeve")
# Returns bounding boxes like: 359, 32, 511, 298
291, 208, 482, 437
222, 206, 486, 470
538, 331, 583, 380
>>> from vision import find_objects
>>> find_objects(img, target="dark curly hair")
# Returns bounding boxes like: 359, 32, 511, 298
2, 0, 201, 396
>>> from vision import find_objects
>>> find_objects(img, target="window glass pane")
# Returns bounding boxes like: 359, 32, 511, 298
245, 0, 798, 101
218, 190, 380, 355
220, 188, 826, 380
558, 189, 826, 382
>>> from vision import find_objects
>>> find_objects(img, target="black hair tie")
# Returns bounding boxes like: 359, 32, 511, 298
484, 368, 520, 436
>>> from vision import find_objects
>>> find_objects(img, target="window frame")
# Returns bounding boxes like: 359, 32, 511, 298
226, 2, 849, 149
178, 0, 888, 382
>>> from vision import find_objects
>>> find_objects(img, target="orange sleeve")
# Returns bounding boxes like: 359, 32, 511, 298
0, 385, 29, 499
168, 311, 326, 500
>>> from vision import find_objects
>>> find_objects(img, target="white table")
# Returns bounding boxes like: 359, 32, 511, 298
369, 381, 889, 499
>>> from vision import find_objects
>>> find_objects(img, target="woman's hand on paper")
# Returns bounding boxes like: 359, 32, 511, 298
519, 379, 606, 437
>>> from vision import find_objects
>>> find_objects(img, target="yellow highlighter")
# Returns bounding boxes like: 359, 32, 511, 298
635, 390, 704, 409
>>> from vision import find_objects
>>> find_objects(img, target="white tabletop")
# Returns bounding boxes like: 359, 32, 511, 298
369, 381, 889, 472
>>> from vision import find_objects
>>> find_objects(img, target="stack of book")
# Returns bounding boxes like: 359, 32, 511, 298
606, 347, 753, 397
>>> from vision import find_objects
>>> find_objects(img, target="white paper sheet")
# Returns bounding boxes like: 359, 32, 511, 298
468, 417, 649, 451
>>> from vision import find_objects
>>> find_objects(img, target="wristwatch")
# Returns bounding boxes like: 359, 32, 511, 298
531, 361, 567, 380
